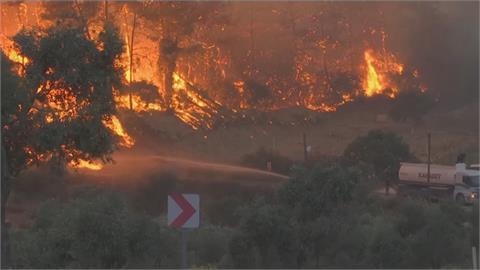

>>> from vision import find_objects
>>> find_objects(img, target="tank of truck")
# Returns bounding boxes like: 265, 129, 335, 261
398, 163, 457, 186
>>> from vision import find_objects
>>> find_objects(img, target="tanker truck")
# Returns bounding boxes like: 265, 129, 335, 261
398, 162, 479, 204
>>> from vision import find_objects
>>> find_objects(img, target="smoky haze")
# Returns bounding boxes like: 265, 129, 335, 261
1, 1, 478, 109
222, 2, 479, 108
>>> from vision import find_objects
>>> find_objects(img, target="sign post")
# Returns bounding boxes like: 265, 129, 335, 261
168, 193, 200, 269
180, 229, 188, 269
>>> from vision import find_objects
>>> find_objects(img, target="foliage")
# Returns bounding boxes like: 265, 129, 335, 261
132, 173, 178, 216
279, 163, 358, 220
3, 23, 124, 178
189, 224, 232, 268
8, 189, 179, 269
342, 129, 414, 183
234, 199, 299, 268
8, 165, 475, 269
1, 53, 31, 176
241, 147, 293, 175
389, 90, 435, 122
227, 231, 256, 268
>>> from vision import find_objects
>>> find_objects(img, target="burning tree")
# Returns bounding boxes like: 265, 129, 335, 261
1, 22, 125, 264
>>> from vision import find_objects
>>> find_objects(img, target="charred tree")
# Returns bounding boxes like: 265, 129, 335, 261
159, 38, 179, 111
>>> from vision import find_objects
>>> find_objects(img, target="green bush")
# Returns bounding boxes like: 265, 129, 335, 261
132, 173, 179, 216
189, 224, 232, 268
279, 163, 358, 220
9, 189, 179, 269
343, 129, 415, 192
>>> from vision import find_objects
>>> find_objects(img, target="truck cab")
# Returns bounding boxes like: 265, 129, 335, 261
453, 164, 479, 203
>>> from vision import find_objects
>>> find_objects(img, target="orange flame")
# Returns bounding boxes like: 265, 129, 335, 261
69, 159, 103, 170
102, 115, 135, 148
362, 49, 404, 98
115, 94, 164, 112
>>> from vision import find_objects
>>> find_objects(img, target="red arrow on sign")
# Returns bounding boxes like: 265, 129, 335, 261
169, 193, 196, 228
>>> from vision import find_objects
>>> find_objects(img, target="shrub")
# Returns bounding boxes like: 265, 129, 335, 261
9, 189, 179, 268
343, 129, 414, 192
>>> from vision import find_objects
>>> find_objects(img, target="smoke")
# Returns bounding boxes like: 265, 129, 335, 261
223, 2, 478, 109
380, 2, 479, 108
2, 2, 477, 110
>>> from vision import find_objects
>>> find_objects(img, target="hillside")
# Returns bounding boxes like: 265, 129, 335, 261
132, 100, 479, 166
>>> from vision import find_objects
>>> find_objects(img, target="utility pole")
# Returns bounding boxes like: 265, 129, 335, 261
472, 202, 479, 270
303, 133, 308, 163
427, 133, 431, 183
272, 136, 276, 152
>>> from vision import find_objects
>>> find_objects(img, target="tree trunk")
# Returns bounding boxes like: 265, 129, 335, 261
104, 0, 108, 23
248, 5, 255, 75
164, 60, 176, 111
1, 144, 11, 268
320, 21, 331, 91
128, 12, 137, 111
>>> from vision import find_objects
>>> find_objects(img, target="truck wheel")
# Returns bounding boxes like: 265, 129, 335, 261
455, 193, 466, 204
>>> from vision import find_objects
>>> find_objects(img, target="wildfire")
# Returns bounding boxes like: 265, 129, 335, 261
6, 48, 29, 65
233, 80, 248, 109
169, 72, 223, 129
362, 49, 404, 98
2, 2, 429, 173
2, 41, 136, 170
69, 159, 103, 170
115, 94, 164, 112
102, 115, 135, 148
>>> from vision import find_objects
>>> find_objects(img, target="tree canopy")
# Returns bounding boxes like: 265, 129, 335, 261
2, 23, 124, 177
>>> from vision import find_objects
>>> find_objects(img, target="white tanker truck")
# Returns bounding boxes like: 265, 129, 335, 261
398, 162, 479, 204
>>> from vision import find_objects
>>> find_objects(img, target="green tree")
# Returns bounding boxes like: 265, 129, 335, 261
189, 224, 231, 268
279, 163, 357, 221
365, 218, 409, 268
343, 130, 414, 194
227, 231, 256, 268
2, 23, 124, 266
406, 204, 470, 268
9, 189, 179, 268
235, 199, 299, 268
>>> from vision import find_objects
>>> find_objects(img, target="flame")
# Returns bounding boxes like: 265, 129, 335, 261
362, 49, 403, 98
115, 94, 164, 112
233, 80, 248, 109
1, 41, 29, 76
363, 50, 383, 96
102, 115, 135, 148
69, 159, 103, 170
6, 48, 29, 65
170, 72, 222, 129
